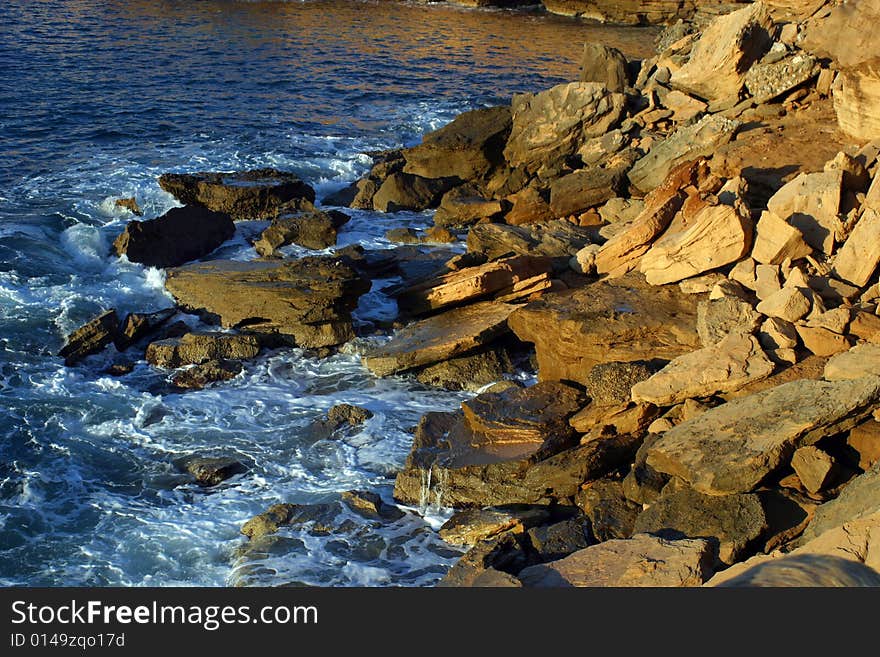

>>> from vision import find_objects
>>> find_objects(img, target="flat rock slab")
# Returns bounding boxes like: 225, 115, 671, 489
164, 256, 370, 348
517, 533, 715, 587
158, 168, 315, 221
631, 332, 774, 406
113, 205, 235, 269
633, 485, 768, 565
438, 505, 553, 547
832, 208, 880, 287
800, 462, 880, 543
823, 344, 880, 382
363, 301, 514, 377
393, 255, 553, 316
647, 376, 880, 495
508, 272, 700, 386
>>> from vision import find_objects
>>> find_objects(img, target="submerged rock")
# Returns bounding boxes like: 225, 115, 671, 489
164, 256, 370, 348
113, 205, 235, 269
158, 168, 315, 220
171, 359, 243, 390
175, 455, 248, 487
58, 309, 119, 366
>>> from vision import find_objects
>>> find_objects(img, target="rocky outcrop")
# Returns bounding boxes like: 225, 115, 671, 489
504, 82, 626, 174
113, 205, 235, 269
403, 106, 511, 182
115, 308, 176, 351
158, 168, 315, 220
170, 359, 244, 390
540, 0, 707, 25
509, 272, 700, 385
517, 533, 715, 587
175, 455, 248, 486
579, 43, 629, 92
253, 209, 350, 255
647, 377, 880, 495
362, 302, 515, 377
58, 309, 120, 365
164, 256, 370, 348
393, 255, 553, 315
669, 3, 773, 103
145, 332, 261, 368
466, 220, 595, 260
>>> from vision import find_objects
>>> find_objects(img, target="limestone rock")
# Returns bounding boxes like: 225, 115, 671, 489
745, 52, 819, 105
755, 285, 812, 322
575, 478, 641, 542
517, 533, 715, 587
622, 433, 670, 505
145, 332, 260, 368
647, 377, 880, 495
438, 533, 532, 587
114, 197, 142, 216
847, 420, 880, 471
751, 210, 812, 265
363, 302, 514, 377
833, 62, 880, 143
433, 185, 504, 228
697, 297, 762, 347
596, 159, 711, 276
795, 324, 851, 357
57, 309, 119, 366
164, 256, 370, 347
158, 169, 315, 220
115, 308, 176, 351
502, 185, 555, 226
393, 255, 553, 316
467, 220, 594, 260
439, 505, 552, 547
633, 485, 767, 565
415, 348, 513, 392
824, 344, 880, 381
253, 209, 349, 254
628, 115, 739, 194
670, 3, 773, 103
372, 172, 457, 212
802, 462, 880, 544
527, 518, 593, 562
504, 82, 626, 174
766, 170, 842, 255
791, 446, 836, 494
662, 89, 707, 123
758, 316, 798, 351
580, 42, 628, 92
403, 106, 511, 182
639, 202, 753, 286
113, 205, 235, 269
340, 490, 405, 522
549, 167, 625, 218
508, 272, 700, 386
632, 332, 774, 406
832, 208, 880, 287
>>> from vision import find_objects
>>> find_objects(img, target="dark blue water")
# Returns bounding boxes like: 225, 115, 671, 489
0, 0, 655, 586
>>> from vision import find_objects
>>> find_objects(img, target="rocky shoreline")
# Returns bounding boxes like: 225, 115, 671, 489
60, 0, 880, 586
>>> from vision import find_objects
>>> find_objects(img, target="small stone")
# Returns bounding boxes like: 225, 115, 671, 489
176, 456, 248, 487
751, 210, 812, 265
758, 317, 798, 350
791, 446, 836, 494
756, 286, 812, 322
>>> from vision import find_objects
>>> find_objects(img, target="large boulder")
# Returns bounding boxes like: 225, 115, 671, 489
164, 256, 370, 348
669, 3, 774, 103
766, 170, 842, 255
158, 168, 315, 220
517, 533, 715, 587
113, 205, 235, 269
371, 172, 457, 212
579, 43, 628, 92
415, 348, 514, 392
508, 272, 700, 386
253, 210, 350, 255
402, 106, 511, 182
647, 377, 880, 496
633, 484, 768, 565
433, 185, 504, 229
549, 167, 626, 218
58, 309, 119, 365
393, 255, 553, 316
503, 82, 626, 174
362, 302, 515, 377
